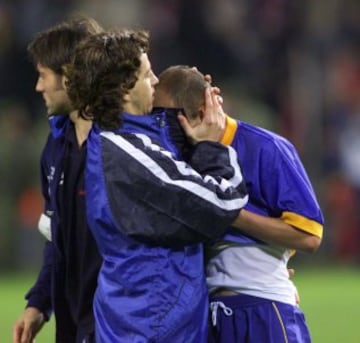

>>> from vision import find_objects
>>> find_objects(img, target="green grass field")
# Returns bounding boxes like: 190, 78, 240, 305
0, 273, 55, 343
294, 266, 360, 343
1, 266, 359, 342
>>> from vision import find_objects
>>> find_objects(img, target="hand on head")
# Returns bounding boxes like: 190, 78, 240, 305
200, 69, 223, 105
178, 87, 225, 144
192, 67, 223, 104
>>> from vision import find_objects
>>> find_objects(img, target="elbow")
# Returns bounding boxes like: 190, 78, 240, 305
301, 235, 322, 253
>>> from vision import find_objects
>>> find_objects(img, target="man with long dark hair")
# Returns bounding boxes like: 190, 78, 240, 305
65, 29, 249, 343
13, 17, 104, 343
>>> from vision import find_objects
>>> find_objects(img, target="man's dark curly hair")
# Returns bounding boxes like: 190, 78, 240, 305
65, 29, 150, 130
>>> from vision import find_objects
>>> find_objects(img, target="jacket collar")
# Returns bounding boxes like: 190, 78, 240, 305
48, 114, 70, 138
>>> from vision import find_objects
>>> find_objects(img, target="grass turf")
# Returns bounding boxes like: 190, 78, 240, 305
0, 273, 54, 343
1, 266, 359, 342
294, 266, 360, 343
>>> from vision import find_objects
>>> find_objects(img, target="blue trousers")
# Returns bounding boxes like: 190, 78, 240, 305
208, 293, 311, 343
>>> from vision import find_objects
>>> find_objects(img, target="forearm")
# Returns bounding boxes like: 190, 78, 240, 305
232, 209, 321, 253
25, 242, 52, 319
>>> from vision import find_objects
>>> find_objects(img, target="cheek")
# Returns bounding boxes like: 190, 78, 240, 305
145, 83, 153, 99
42, 80, 55, 93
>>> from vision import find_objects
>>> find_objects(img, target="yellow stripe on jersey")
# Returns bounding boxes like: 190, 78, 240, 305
281, 211, 323, 238
221, 116, 238, 146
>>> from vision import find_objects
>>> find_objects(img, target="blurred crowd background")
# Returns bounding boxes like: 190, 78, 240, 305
0, 0, 359, 272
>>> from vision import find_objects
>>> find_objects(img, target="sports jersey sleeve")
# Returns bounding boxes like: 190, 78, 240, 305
259, 137, 324, 238
86, 130, 248, 246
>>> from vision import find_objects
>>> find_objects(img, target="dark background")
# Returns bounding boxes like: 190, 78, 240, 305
0, 0, 359, 271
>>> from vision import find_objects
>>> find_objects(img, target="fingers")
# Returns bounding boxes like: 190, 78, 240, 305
190, 66, 212, 84
204, 74, 212, 84
211, 86, 221, 95
202, 86, 225, 131
204, 87, 214, 112
13, 324, 32, 343
211, 88, 226, 128
20, 323, 32, 343
13, 321, 24, 343
210, 86, 223, 105
13, 309, 40, 343
207, 87, 223, 111
12, 328, 21, 343
21, 331, 32, 343
178, 83, 226, 144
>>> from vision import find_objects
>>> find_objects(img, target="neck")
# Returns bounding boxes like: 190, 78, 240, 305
69, 110, 92, 146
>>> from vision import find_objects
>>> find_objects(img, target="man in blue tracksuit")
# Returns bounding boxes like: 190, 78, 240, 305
66, 30, 248, 342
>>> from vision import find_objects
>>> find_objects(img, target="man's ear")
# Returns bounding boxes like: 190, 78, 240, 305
61, 65, 70, 90
61, 75, 68, 90
123, 92, 131, 102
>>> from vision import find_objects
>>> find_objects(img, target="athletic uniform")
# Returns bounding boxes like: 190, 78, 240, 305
85, 111, 248, 343
207, 116, 324, 343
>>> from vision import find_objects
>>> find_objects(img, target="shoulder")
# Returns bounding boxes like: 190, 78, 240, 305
239, 121, 296, 157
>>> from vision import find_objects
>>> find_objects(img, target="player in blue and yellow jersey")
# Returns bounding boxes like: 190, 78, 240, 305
153, 65, 324, 343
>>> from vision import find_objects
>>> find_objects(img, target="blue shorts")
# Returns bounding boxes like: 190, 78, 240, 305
208, 293, 311, 343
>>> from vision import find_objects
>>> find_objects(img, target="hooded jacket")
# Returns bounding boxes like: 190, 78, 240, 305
86, 110, 248, 343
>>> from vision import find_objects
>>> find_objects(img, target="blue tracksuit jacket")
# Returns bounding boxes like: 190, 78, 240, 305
85, 110, 248, 343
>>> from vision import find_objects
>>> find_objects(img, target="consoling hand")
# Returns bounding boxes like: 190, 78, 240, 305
178, 87, 226, 144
